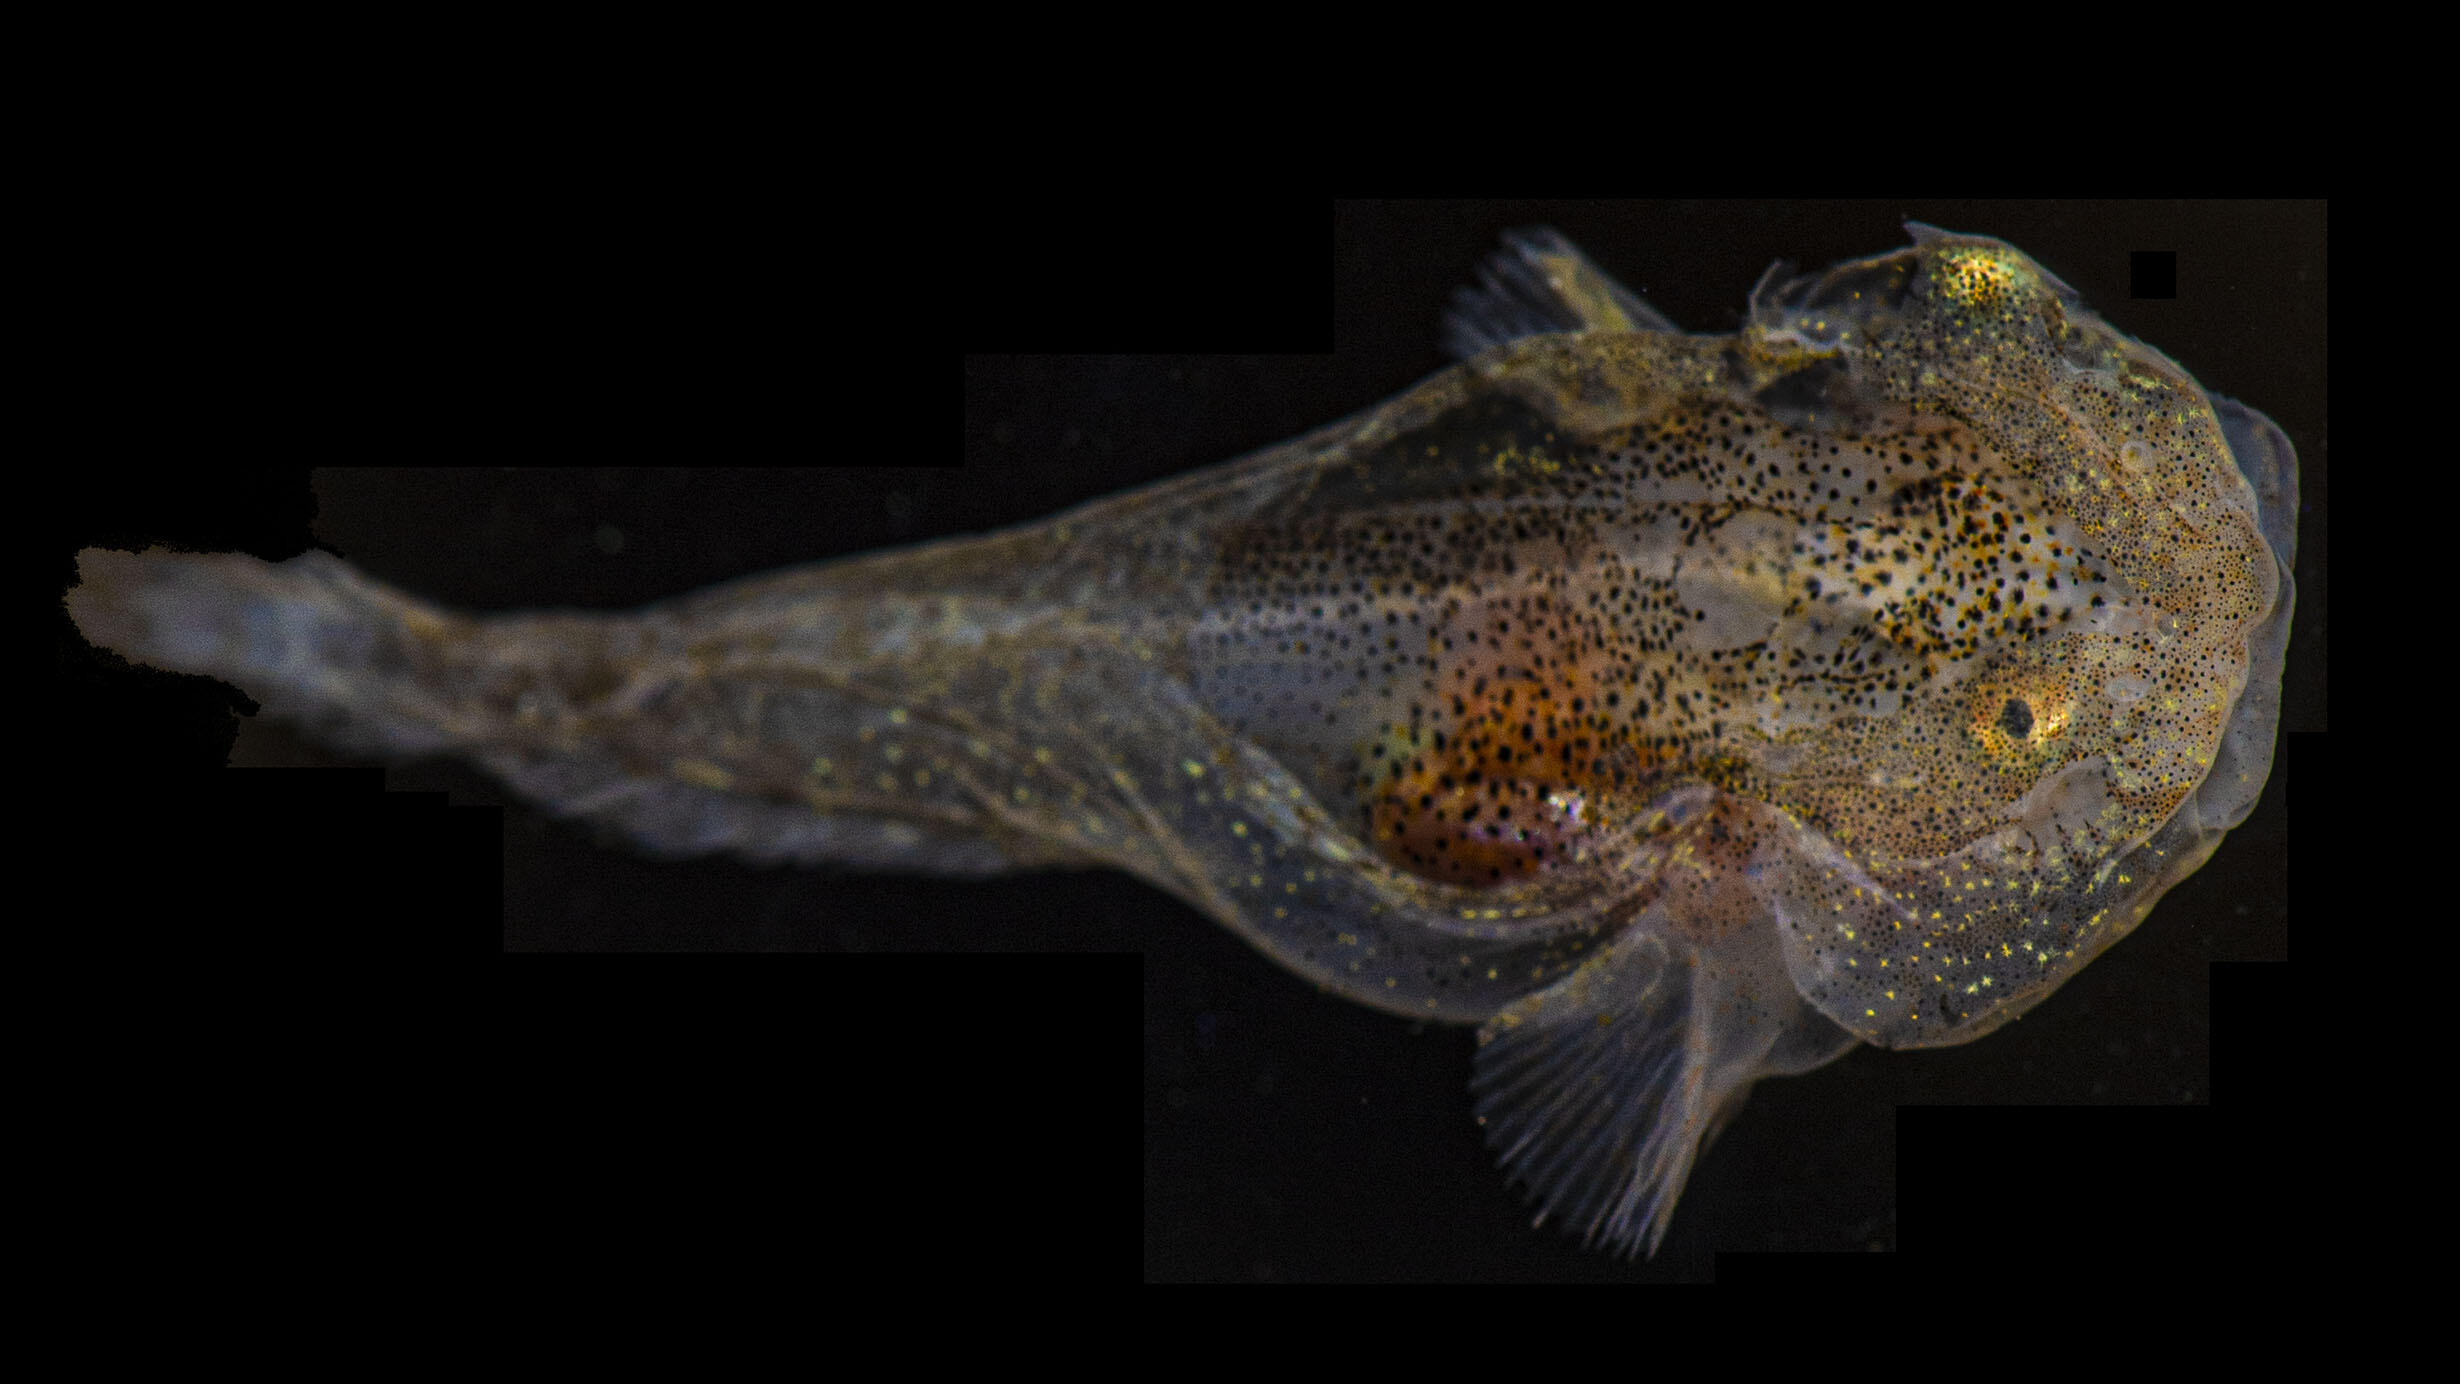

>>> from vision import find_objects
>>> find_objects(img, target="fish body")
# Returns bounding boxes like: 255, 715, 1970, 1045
66, 218, 2299, 1263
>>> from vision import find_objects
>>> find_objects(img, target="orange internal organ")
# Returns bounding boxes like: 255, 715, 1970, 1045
1365, 659, 1630, 886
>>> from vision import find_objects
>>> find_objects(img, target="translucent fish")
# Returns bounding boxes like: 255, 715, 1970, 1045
65, 223, 2297, 1259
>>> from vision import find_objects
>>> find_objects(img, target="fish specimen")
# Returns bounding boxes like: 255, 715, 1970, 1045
65, 222, 2298, 1257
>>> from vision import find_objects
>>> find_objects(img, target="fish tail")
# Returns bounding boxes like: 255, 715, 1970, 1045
63, 546, 1125, 877
67, 546, 496, 757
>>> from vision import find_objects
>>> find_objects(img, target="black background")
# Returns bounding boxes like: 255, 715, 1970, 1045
52, 199, 2318, 1281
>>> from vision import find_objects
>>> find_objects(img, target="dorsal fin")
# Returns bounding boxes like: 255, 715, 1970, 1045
1443, 227, 1680, 361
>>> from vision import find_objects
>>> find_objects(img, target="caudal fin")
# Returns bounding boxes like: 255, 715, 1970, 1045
68, 546, 491, 758
63, 546, 1109, 878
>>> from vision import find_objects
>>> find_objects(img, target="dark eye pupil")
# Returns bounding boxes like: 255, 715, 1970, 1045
1997, 698, 2034, 738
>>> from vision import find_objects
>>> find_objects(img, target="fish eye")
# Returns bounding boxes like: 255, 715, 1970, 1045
1996, 697, 2034, 739
1967, 674, 2072, 773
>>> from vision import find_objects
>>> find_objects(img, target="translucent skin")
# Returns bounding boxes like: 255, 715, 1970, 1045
1173, 229, 2292, 1249
66, 228, 2295, 1257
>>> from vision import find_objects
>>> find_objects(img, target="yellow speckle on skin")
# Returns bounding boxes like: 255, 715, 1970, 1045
671, 759, 733, 791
